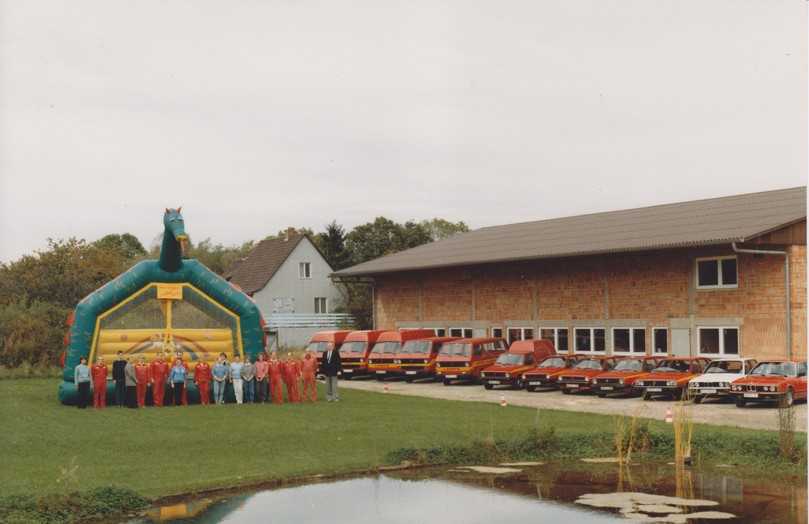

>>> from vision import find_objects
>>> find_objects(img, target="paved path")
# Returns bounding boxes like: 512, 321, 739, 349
339, 377, 807, 432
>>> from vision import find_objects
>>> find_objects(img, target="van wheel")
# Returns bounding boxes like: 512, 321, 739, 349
597, 393, 607, 399
642, 391, 652, 401
562, 389, 571, 395
692, 395, 702, 404
484, 384, 493, 390
735, 397, 746, 408
443, 379, 450, 386
405, 378, 413, 384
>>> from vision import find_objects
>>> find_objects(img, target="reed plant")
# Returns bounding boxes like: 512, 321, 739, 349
777, 396, 797, 462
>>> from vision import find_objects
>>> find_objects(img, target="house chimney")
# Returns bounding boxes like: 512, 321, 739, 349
285, 227, 295, 242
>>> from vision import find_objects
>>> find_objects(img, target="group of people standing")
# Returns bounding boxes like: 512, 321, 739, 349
72, 348, 324, 409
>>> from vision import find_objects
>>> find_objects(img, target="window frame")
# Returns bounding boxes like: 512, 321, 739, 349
490, 327, 504, 339
697, 326, 740, 357
652, 327, 668, 355
539, 326, 569, 353
574, 327, 606, 354
314, 297, 327, 314
448, 327, 474, 339
299, 262, 312, 279
695, 256, 738, 290
507, 327, 535, 345
611, 327, 647, 356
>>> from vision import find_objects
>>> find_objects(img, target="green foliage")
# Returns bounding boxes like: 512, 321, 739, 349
0, 486, 147, 524
92, 233, 146, 260
314, 221, 351, 270
0, 363, 62, 380
345, 217, 432, 266
184, 238, 255, 276
419, 218, 469, 241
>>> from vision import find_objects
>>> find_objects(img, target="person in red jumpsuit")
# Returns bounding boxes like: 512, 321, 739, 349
150, 352, 169, 407
283, 353, 301, 403
301, 351, 318, 402
194, 360, 212, 405
134, 356, 152, 408
174, 350, 189, 405
268, 352, 284, 404
91, 356, 109, 408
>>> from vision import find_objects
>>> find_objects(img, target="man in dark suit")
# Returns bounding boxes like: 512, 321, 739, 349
112, 351, 128, 407
319, 344, 342, 402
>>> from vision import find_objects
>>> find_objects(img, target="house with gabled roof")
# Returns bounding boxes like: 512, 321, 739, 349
334, 187, 807, 361
227, 230, 346, 347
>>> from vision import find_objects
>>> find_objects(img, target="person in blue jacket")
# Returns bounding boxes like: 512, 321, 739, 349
169, 359, 188, 407
212, 353, 229, 405
74, 356, 91, 409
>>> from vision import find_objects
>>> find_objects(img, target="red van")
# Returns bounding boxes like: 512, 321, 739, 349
480, 340, 556, 389
338, 330, 385, 379
390, 337, 460, 382
308, 330, 352, 366
435, 337, 508, 385
367, 329, 436, 379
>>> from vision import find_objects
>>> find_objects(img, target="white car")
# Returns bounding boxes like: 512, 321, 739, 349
688, 358, 758, 403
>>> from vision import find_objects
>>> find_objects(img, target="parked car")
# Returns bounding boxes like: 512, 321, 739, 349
308, 330, 352, 366
435, 337, 508, 385
367, 329, 436, 379
390, 337, 460, 382
729, 360, 807, 407
480, 340, 556, 390
557, 357, 620, 394
591, 356, 665, 397
635, 357, 711, 400
337, 330, 386, 379
688, 357, 758, 403
522, 355, 586, 391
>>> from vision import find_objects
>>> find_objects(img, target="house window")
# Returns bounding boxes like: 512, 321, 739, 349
575, 328, 605, 353
433, 328, 447, 337
449, 327, 473, 338
491, 327, 504, 339
299, 262, 311, 279
314, 297, 327, 314
653, 328, 668, 354
698, 327, 739, 356
612, 328, 646, 355
540, 327, 568, 352
507, 327, 534, 345
696, 256, 737, 289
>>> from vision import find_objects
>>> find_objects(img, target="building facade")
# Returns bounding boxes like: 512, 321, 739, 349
336, 188, 807, 361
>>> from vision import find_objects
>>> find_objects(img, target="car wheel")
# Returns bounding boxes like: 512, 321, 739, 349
597, 393, 607, 398
692, 395, 702, 404
562, 389, 571, 395
526, 386, 535, 392
642, 391, 652, 401
784, 388, 794, 407
735, 397, 746, 407
443, 379, 450, 386
673, 389, 685, 401
342, 375, 352, 381
484, 384, 493, 390
405, 378, 413, 384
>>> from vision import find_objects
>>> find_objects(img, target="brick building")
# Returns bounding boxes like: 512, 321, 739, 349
334, 187, 807, 361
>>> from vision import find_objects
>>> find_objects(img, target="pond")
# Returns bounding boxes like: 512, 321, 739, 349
131, 463, 806, 524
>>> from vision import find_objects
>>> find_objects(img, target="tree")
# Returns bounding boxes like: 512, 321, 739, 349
314, 221, 351, 270
93, 233, 147, 260
420, 218, 469, 241
345, 217, 433, 266
185, 238, 255, 276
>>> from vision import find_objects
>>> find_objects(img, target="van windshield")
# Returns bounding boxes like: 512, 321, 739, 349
496, 353, 524, 366
574, 360, 602, 370
750, 362, 796, 377
306, 341, 329, 353
613, 360, 643, 372
371, 342, 401, 354
402, 340, 431, 354
439, 343, 471, 357
340, 341, 367, 354
539, 357, 566, 368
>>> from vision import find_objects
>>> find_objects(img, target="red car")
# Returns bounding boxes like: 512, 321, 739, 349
591, 356, 665, 397
634, 357, 711, 400
522, 355, 586, 391
729, 360, 807, 407
557, 357, 620, 394
480, 340, 556, 390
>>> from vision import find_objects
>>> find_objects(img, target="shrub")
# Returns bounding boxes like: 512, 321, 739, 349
0, 487, 148, 524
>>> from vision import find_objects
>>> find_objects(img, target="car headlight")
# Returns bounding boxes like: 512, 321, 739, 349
618, 379, 624, 385
721, 382, 729, 388
423, 359, 429, 364
770, 385, 777, 392
436, 363, 442, 368
689, 382, 698, 388
464, 362, 470, 367
667, 380, 676, 387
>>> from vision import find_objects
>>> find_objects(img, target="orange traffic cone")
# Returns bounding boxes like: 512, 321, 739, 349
500, 395, 507, 407
664, 407, 673, 424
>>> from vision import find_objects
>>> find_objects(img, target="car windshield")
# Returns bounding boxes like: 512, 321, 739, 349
574, 360, 602, 370
402, 340, 431, 354
439, 343, 471, 357
306, 341, 329, 352
705, 360, 743, 374
750, 362, 796, 377
496, 353, 524, 365
539, 357, 566, 368
652, 360, 691, 373
340, 341, 367, 354
614, 360, 643, 372
371, 342, 401, 354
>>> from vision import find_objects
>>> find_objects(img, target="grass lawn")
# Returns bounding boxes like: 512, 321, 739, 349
2, 379, 803, 499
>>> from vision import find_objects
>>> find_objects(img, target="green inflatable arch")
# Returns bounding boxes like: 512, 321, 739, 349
59, 209, 266, 405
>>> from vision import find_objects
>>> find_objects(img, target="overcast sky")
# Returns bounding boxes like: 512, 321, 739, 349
0, 0, 805, 262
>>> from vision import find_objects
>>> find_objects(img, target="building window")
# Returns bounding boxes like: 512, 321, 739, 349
540, 327, 569, 352
491, 327, 504, 339
299, 262, 311, 279
449, 327, 473, 338
434, 328, 447, 337
314, 297, 327, 314
612, 328, 646, 355
653, 328, 668, 354
696, 256, 737, 289
575, 328, 605, 353
507, 327, 534, 345
698, 327, 739, 356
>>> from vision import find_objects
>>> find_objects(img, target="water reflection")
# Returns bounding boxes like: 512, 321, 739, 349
134, 463, 806, 524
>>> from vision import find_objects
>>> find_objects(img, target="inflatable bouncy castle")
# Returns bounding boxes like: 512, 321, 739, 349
59, 208, 266, 404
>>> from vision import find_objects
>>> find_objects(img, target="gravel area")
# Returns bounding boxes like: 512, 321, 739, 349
338, 376, 807, 432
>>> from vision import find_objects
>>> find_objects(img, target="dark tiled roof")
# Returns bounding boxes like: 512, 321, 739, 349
227, 234, 305, 294
335, 187, 806, 277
